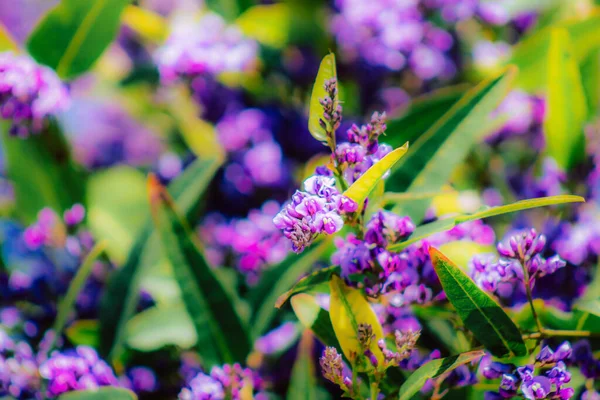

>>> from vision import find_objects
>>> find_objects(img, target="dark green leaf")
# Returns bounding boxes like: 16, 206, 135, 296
98, 157, 220, 358
398, 350, 485, 400
27, 0, 129, 79
275, 265, 340, 308
58, 388, 137, 400
1, 121, 84, 223
248, 239, 330, 339
149, 175, 251, 365
205, 0, 254, 21
387, 67, 516, 223
388, 195, 585, 252
429, 248, 526, 358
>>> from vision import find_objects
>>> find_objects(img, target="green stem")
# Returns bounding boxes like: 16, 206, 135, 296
523, 329, 600, 340
521, 259, 544, 333
370, 381, 379, 400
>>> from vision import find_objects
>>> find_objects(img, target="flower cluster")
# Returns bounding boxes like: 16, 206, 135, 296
40, 346, 120, 397
199, 201, 289, 284
178, 363, 264, 400
482, 342, 574, 400
487, 90, 545, 144
273, 175, 357, 252
470, 228, 567, 296
0, 329, 40, 398
23, 204, 92, 258
0, 52, 70, 137
155, 12, 258, 84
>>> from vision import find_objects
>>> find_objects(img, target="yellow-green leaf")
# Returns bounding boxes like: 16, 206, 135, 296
438, 241, 494, 270
544, 28, 587, 169
291, 293, 341, 351
236, 4, 291, 49
329, 275, 384, 368
0, 22, 18, 52
121, 5, 168, 43
308, 54, 337, 143
343, 143, 409, 205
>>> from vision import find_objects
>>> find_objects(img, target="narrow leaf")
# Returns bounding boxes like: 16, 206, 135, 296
276, 265, 340, 308
429, 248, 526, 358
388, 195, 585, 252
329, 275, 384, 367
0, 22, 19, 52
287, 330, 318, 400
398, 350, 485, 400
149, 175, 250, 365
544, 29, 587, 169
343, 142, 409, 205
98, 157, 221, 358
308, 54, 337, 143
27, 0, 129, 79
51, 241, 107, 349
388, 67, 516, 223
249, 239, 330, 339
58, 388, 137, 400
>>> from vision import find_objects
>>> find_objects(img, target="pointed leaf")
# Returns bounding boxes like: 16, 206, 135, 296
544, 29, 587, 169
98, 157, 221, 358
388, 68, 516, 223
27, 0, 129, 79
149, 175, 250, 365
398, 350, 485, 400
344, 142, 409, 205
388, 195, 585, 252
329, 275, 384, 367
287, 330, 318, 400
308, 54, 337, 143
0, 22, 19, 52
429, 248, 526, 358
291, 294, 341, 351
249, 239, 330, 339
276, 266, 340, 308
58, 388, 137, 400
1, 121, 85, 223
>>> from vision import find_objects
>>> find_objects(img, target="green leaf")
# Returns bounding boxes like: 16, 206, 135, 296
27, 0, 129, 79
329, 275, 384, 368
65, 320, 99, 347
98, 157, 221, 359
126, 304, 197, 351
87, 167, 149, 264
438, 241, 494, 270
308, 54, 337, 143
388, 67, 516, 223
58, 388, 137, 400
510, 12, 600, 90
291, 293, 341, 351
385, 85, 468, 150
149, 175, 250, 366
0, 22, 19, 52
1, 121, 85, 223
204, 0, 253, 22
429, 248, 526, 358
544, 29, 587, 169
248, 239, 330, 339
398, 350, 485, 400
276, 265, 341, 308
121, 5, 168, 43
344, 143, 409, 206
51, 241, 107, 349
287, 330, 318, 400
237, 4, 291, 49
388, 195, 585, 252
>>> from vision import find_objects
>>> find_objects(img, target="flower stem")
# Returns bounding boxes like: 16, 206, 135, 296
523, 329, 600, 340
521, 259, 544, 333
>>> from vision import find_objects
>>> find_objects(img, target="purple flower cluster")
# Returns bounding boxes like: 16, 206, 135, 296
336, 112, 393, 185
0, 328, 40, 398
470, 228, 567, 295
273, 175, 357, 252
179, 363, 264, 400
39, 346, 120, 397
487, 90, 545, 143
155, 12, 258, 84
61, 100, 163, 169
23, 204, 92, 258
216, 109, 288, 194
0, 52, 70, 137
482, 342, 574, 400
199, 201, 289, 284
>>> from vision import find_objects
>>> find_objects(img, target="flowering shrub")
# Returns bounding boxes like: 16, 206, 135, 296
0, 1, 600, 399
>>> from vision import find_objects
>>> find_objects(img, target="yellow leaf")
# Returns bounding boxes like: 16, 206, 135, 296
236, 4, 291, 49
329, 275, 384, 369
0, 22, 18, 52
121, 5, 168, 43
438, 241, 494, 270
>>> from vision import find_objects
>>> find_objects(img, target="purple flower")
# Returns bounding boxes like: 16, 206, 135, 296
254, 322, 298, 355
521, 376, 552, 399
155, 12, 258, 83
0, 52, 70, 137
